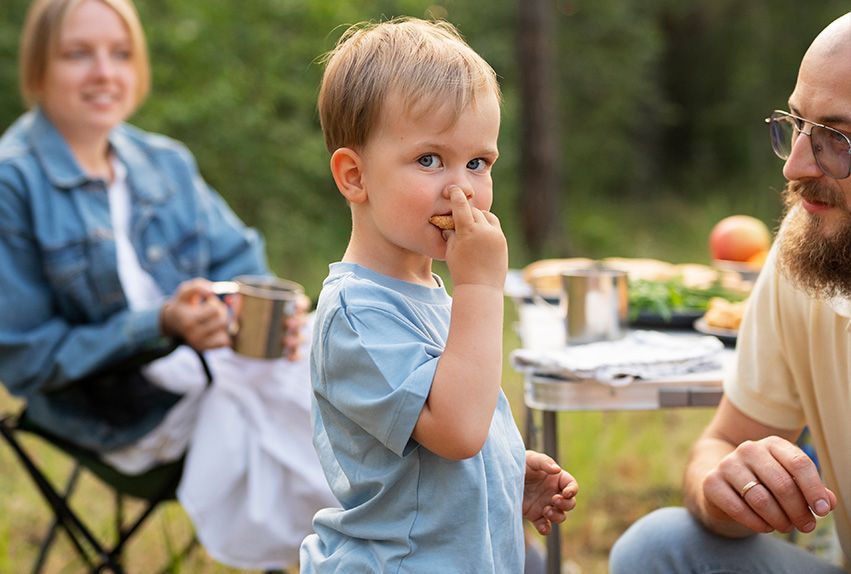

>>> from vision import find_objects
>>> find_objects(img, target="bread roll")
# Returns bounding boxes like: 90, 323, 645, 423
704, 297, 746, 330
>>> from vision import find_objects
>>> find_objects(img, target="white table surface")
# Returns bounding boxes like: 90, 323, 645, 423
511, 300, 733, 412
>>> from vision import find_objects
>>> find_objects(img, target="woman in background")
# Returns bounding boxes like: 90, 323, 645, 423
0, 0, 335, 569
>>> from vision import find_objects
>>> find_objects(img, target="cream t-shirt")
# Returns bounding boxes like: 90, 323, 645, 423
724, 242, 850, 567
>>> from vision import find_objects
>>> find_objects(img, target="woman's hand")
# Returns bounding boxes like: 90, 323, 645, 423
160, 278, 231, 350
523, 450, 579, 535
281, 292, 311, 361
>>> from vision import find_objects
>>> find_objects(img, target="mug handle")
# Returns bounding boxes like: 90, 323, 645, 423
211, 281, 239, 296
210, 281, 240, 337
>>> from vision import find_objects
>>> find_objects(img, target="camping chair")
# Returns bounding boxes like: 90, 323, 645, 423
0, 349, 212, 574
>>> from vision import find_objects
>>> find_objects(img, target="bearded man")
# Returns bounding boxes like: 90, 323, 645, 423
610, 12, 851, 574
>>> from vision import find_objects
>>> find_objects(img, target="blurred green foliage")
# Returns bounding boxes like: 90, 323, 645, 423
1, 0, 848, 297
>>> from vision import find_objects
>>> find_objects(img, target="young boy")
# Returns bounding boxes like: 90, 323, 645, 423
300, 18, 578, 572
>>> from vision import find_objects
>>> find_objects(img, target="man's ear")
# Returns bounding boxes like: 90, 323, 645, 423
330, 147, 367, 204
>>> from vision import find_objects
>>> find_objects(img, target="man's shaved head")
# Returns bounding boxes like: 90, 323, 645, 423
802, 12, 851, 64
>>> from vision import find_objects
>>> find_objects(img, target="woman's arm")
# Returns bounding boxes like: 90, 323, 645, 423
0, 178, 170, 396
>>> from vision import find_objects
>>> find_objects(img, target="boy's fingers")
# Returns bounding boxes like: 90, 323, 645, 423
545, 505, 566, 523
470, 207, 486, 224
553, 495, 577, 512
535, 517, 551, 535
482, 210, 501, 227
448, 186, 474, 228
525, 450, 558, 471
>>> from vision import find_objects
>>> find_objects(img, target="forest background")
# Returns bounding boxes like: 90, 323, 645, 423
0, 1, 849, 573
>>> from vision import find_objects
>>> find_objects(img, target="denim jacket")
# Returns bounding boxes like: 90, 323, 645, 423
0, 109, 268, 449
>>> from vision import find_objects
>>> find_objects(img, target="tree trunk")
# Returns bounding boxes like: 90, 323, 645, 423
517, 0, 562, 257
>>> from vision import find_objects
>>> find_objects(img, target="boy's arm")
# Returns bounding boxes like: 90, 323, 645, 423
412, 187, 507, 459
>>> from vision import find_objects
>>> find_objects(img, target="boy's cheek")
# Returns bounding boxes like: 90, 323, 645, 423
473, 195, 493, 211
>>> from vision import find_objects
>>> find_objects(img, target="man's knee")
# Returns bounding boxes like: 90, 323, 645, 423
610, 507, 698, 573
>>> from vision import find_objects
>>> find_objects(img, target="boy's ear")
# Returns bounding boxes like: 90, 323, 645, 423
330, 147, 367, 204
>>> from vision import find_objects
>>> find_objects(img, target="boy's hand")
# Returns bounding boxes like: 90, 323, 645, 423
523, 450, 579, 535
442, 185, 507, 289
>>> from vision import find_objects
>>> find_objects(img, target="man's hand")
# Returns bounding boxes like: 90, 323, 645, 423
160, 278, 231, 350
523, 450, 579, 535
701, 435, 836, 536
442, 185, 507, 290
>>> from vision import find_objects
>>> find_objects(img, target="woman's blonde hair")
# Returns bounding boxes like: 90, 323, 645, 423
317, 17, 501, 153
19, 0, 150, 109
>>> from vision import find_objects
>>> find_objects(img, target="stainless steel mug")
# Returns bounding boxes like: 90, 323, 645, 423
212, 275, 304, 359
560, 268, 629, 344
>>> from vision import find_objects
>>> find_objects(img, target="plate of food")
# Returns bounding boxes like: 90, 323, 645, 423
632, 309, 705, 329
693, 297, 748, 347
693, 317, 738, 347
627, 276, 748, 330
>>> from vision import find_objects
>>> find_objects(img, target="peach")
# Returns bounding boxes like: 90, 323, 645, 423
709, 215, 771, 263
747, 249, 768, 266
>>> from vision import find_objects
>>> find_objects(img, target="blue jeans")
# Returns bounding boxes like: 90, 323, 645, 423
610, 507, 844, 574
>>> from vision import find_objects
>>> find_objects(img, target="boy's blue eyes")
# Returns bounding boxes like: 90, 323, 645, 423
416, 155, 488, 171
418, 154, 441, 168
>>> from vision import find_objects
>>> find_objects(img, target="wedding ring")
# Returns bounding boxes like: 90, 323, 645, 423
740, 479, 761, 498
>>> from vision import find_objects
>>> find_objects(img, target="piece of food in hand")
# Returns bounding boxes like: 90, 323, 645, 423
429, 215, 455, 230
703, 296, 746, 330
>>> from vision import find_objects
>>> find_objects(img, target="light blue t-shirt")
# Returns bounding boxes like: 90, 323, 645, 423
300, 262, 526, 573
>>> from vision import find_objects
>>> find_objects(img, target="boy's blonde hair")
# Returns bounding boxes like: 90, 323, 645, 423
19, 0, 150, 109
317, 17, 501, 153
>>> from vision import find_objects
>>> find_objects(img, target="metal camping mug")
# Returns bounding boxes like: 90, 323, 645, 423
211, 275, 304, 359
560, 268, 629, 344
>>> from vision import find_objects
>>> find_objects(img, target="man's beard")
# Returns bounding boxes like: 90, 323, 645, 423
778, 180, 851, 300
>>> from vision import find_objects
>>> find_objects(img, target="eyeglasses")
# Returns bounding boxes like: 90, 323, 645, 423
766, 110, 851, 179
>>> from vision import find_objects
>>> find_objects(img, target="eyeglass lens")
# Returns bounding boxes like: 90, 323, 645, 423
769, 112, 851, 179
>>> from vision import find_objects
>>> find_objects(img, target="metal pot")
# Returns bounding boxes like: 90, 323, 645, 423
560, 268, 629, 344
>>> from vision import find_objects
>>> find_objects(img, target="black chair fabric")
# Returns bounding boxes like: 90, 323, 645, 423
0, 347, 210, 573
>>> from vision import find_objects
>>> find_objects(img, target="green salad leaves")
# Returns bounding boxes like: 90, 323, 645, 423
628, 278, 746, 320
